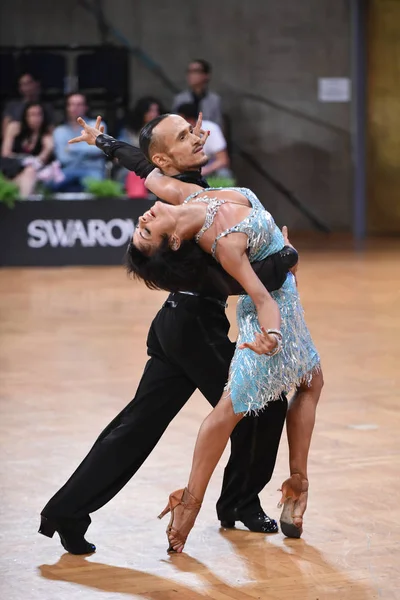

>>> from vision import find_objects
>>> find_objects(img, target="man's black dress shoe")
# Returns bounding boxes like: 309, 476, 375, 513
38, 516, 96, 555
220, 509, 278, 534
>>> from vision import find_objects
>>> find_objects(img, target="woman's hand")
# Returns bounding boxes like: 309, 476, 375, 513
68, 116, 105, 146
239, 327, 278, 355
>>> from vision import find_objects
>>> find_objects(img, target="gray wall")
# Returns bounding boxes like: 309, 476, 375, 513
0, 0, 352, 231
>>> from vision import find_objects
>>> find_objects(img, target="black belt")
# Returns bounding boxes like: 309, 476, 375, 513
164, 291, 227, 309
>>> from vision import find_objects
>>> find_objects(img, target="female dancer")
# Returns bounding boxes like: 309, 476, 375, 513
127, 148, 323, 551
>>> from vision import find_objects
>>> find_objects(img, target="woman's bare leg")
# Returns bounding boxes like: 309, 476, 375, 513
286, 369, 324, 480
168, 393, 243, 552
280, 368, 324, 529
14, 166, 37, 198
187, 393, 243, 501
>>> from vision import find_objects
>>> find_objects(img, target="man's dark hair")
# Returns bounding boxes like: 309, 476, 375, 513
66, 92, 89, 106
190, 59, 212, 75
177, 102, 198, 121
125, 236, 207, 293
139, 113, 170, 162
18, 72, 40, 83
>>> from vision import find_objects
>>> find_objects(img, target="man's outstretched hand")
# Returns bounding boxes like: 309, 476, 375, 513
68, 116, 105, 146
193, 112, 210, 146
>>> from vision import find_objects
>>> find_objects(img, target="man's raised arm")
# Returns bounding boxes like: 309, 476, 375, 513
68, 116, 154, 178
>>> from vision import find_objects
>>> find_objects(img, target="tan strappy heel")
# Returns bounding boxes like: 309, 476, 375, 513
158, 488, 202, 553
278, 474, 309, 539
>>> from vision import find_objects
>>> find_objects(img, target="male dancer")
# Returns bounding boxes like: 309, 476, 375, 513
39, 118, 298, 554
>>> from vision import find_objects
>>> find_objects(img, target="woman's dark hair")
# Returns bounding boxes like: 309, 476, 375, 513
125, 236, 208, 293
18, 101, 50, 140
127, 96, 166, 134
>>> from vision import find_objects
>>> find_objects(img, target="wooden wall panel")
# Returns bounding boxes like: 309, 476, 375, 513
368, 0, 400, 233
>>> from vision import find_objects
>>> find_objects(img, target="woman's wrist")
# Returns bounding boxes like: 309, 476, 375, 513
267, 328, 282, 340
266, 332, 283, 356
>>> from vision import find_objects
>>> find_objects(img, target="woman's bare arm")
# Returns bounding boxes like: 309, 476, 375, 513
217, 236, 281, 354
36, 134, 54, 165
145, 168, 202, 205
1, 121, 20, 157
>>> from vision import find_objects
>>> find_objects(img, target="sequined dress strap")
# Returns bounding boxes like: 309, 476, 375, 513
210, 212, 257, 259
184, 194, 226, 243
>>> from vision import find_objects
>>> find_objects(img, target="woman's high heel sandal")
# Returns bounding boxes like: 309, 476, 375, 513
278, 474, 309, 539
158, 488, 202, 553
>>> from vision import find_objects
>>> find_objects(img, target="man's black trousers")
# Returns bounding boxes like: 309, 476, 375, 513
41, 294, 287, 533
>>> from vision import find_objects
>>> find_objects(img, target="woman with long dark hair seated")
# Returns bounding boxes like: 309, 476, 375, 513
1, 101, 53, 197
120, 97, 166, 197
121, 96, 166, 146
122, 115, 323, 553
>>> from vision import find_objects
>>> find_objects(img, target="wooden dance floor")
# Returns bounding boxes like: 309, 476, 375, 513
1, 238, 399, 600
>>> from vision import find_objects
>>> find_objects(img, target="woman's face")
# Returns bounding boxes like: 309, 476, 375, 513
144, 103, 161, 124
133, 201, 178, 254
26, 105, 44, 131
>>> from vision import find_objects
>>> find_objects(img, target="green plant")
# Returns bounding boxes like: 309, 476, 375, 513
83, 177, 125, 198
0, 174, 20, 208
206, 175, 236, 189
35, 181, 53, 199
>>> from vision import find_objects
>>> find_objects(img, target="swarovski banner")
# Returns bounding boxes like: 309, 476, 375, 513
0, 198, 153, 266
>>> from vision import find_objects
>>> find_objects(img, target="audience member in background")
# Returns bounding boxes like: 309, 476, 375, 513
121, 96, 166, 146
172, 59, 223, 128
2, 73, 54, 137
1, 102, 54, 198
51, 93, 106, 193
119, 96, 165, 198
177, 103, 232, 179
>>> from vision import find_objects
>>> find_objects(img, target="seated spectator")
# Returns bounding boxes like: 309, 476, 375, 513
52, 93, 106, 193
177, 103, 232, 179
2, 73, 54, 137
120, 96, 166, 146
1, 102, 54, 198
172, 60, 223, 127
119, 96, 165, 197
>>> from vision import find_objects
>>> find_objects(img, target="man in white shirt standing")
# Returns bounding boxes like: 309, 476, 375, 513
177, 103, 232, 179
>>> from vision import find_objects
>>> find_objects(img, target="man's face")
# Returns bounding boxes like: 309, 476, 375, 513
151, 115, 208, 173
186, 61, 209, 90
19, 74, 39, 100
67, 94, 88, 121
